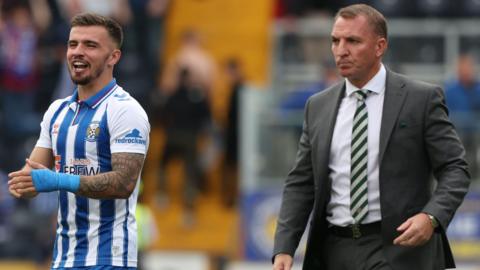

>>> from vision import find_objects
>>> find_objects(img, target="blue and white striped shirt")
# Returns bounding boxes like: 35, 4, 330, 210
36, 79, 150, 268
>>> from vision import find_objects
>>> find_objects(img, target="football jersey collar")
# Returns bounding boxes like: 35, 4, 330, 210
69, 79, 117, 108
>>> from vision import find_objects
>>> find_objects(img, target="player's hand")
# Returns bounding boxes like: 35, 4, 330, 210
273, 253, 293, 270
8, 185, 22, 198
8, 169, 37, 198
7, 159, 45, 198
393, 213, 434, 247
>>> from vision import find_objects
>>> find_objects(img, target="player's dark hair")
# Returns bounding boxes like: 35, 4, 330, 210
71, 13, 123, 48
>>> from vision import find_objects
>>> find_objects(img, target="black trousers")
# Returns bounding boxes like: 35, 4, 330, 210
322, 231, 392, 270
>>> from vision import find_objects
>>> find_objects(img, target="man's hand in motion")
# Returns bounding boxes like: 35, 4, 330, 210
394, 213, 434, 247
8, 159, 46, 198
273, 253, 293, 270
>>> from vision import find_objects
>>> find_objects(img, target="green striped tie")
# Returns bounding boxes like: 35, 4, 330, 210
351, 89, 369, 224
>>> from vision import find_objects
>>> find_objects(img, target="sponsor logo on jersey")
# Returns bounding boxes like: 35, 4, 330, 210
69, 158, 92, 166
86, 121, 100, 142
115, 128, 147, 145
64, 159, 99, 175
64, 164, 100, 175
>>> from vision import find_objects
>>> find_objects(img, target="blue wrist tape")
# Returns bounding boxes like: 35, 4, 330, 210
31, 169, 81, 193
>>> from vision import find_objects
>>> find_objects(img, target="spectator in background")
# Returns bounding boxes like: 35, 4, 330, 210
161, 30, 215, 98
157, 67, 211, 227
156, 29, 216, 226
222, 58, 245, 208
445, 53, 480, 178
0, 0, 40, 172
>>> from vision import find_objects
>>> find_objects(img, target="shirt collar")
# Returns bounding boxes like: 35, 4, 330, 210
345, 64, 386, 97
69, 79, 117, 108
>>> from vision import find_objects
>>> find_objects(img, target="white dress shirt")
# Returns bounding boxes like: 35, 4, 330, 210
326, 64, 386, 226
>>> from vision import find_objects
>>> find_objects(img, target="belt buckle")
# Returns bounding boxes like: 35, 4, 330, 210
351, 224, 361, 239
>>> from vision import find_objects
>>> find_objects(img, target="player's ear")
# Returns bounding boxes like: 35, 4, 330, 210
108, 49, 121, 67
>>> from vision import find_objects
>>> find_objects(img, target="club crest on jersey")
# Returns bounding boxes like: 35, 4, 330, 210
86, 121, 100, 142
115, 128, 147, 145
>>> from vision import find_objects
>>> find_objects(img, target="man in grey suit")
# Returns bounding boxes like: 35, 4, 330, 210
272, 4, 470, 270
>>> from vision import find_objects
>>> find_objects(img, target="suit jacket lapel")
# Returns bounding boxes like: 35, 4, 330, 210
314, 82, 345, 182
379, 70, 407, 164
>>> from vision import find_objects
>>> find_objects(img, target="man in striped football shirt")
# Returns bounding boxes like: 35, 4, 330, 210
8, 13, 150, 269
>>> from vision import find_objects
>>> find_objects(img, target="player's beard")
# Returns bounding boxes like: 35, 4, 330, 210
69, 55, 109, 85
70, 65, 105, 85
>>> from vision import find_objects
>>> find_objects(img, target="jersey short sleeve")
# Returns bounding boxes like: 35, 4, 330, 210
36, 99, 68, 149
108, 96, 150, 154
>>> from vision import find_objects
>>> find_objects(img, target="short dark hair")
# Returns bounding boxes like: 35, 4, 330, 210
70, 13, 123, 48
335, 4, 387, 40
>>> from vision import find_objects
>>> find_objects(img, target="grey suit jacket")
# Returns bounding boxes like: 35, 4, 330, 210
273, 70, 470, 270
